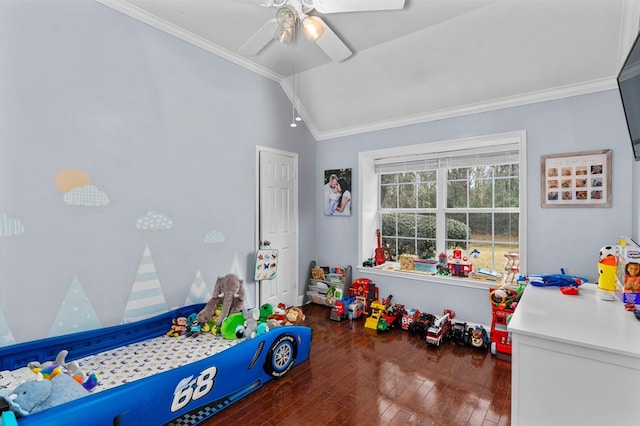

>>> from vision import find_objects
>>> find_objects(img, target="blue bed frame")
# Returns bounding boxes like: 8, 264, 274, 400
0, 304, 312, 425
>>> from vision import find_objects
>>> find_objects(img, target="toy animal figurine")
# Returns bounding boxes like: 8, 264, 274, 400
283, 307, 305, 325
166, 317, 188, 337
243, 308, 260, 339
598, 245, 617, 300
2, 373, 89, 416
196, 273, 245, 327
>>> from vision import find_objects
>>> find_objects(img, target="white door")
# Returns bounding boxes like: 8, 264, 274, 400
258, 148, 298, 309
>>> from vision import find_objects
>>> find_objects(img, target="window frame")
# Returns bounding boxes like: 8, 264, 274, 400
357, 131, 527, 289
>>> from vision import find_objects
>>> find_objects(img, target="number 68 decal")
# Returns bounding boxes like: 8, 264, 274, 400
171, 366, 218, 412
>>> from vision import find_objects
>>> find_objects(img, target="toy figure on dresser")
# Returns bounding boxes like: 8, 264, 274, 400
598, 244, 617, 300
614, 239, 640, 305
624, 261, 640, 292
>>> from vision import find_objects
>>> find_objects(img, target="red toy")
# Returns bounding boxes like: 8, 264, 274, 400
401, 308, 421, 331
330, 295, 356, 321
489, 305, 512, 355
426, 310, 455, 346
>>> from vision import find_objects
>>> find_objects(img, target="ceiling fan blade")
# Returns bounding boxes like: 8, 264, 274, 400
313, 16, 352, 62
237, 18, 279, 56
313, 0, 405, 14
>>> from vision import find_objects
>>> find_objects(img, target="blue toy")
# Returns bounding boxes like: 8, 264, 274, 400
2, 373, 89, 416
527, 271, 587, 288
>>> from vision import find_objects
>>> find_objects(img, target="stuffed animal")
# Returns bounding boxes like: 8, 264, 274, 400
220, 311, 246, 340
201, 305, 223, 334
3, 373, 89, 416
284, 307, 306, 325
197, 274, 245, 327
259, 303, 274, 322
166, 317, 188, 337
267, 303, 286, 325
29, 350, 98, 392
255, 322, 269, 337
243, 308, 260, 339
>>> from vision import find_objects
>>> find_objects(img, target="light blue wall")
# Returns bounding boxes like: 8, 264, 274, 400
1, 0, 638, 342
0, 0, 316, 342
315, 90, 636, 326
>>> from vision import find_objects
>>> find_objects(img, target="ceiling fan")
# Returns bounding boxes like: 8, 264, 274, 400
238, 0, 406, 62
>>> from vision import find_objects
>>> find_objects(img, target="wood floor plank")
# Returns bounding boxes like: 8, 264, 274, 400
203, 303, 511, 426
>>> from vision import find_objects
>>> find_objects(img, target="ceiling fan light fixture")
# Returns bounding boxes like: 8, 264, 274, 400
274, 25, 293, 44
301, 15, 324, 41
276, 6, 297, 30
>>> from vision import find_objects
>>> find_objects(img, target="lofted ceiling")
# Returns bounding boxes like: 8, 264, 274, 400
97, 0, 640, 140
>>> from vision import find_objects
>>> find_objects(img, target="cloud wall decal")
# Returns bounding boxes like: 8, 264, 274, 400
136, 210, 174, 231
63, 184, 110, 206
204, 230, 225, 244
0, 212, 25, 237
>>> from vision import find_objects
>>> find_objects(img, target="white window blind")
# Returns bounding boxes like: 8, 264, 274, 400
374, 143, 519, 174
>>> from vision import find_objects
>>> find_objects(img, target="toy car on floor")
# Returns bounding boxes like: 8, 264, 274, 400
330, 295, 356, 321
426, 310, 455, 346
469, 325, 490, 350
448, 321, 470, 345
401, 308, 421, 331
408, 312, 436, 336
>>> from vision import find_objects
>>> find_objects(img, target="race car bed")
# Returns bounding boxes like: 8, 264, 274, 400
0, 304, 312, 425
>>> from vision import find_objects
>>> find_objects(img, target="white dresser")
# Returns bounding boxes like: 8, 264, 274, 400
508, 283, 640, 426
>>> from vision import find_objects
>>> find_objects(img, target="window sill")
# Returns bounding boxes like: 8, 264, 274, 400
356, 263, 500, 290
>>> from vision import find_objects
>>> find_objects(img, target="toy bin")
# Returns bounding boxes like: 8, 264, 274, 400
414, 259, 437, 273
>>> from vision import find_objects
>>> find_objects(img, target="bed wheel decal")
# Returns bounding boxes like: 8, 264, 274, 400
264, 334, 297, 378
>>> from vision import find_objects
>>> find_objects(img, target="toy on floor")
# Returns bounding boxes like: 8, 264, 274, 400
408, 312, 436, 336
364, 296, 393, 331
196, 273, 245, 327
469, 325, 490, 350
426, 310, 455, 346
330, 295, 356, 321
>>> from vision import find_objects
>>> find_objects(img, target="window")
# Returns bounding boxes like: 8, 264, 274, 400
358, 131, 526, 282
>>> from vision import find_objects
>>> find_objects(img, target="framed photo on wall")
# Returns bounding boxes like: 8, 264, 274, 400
323, 168, 352, 216
541, 149, 611, 207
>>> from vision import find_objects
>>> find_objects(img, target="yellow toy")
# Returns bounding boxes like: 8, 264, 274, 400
598, 245, 617, 300
201, 306, 222, 334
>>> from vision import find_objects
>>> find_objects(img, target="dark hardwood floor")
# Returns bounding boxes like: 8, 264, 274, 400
205, 303, 511, 426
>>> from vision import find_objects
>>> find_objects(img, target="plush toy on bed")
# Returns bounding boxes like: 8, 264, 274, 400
200, 305, 223, 334
1, 373, 89, 416
243, 308, 261, 339
196, 273, 245, 327
284, 307, 306, 325
220, 311, 246, 339
28, 350, 98, 392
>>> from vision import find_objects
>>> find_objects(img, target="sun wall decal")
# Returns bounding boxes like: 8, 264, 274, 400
55, 168, 110, 207
55, 168, 91, 192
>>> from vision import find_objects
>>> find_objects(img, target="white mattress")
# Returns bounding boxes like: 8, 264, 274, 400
75, 333, 242, 393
